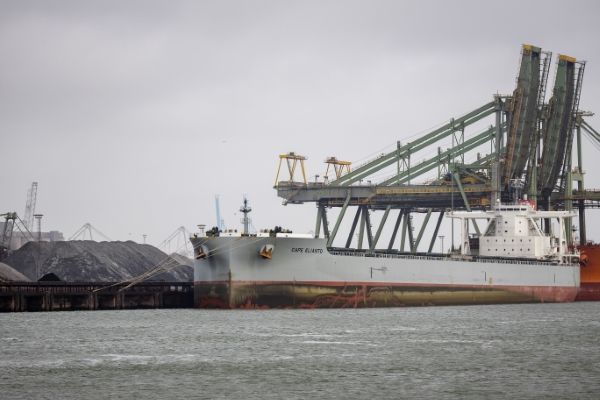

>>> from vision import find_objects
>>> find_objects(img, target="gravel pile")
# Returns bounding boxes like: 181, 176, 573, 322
3, 240, 193, 282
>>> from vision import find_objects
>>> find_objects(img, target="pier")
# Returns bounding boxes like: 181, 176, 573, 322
0, 281, 193, 312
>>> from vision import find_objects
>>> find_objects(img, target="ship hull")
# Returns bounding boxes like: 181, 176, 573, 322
575, 244, 600, 301
192, 236, 580, 309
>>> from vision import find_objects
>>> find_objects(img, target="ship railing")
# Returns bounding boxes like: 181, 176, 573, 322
327, 250, 572, 266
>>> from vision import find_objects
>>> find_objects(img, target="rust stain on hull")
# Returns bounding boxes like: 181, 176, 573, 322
576, 245, 600, 301
575, 282, 600, 301
195, 281, 578, 309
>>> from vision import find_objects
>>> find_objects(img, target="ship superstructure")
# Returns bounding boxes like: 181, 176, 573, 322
449, 200, 578, 263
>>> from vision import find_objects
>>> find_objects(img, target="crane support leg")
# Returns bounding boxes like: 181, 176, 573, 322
412, 209, 432, 253
576, 123, 586, 245
388, 209, 404, 250
321, 207, 330, 239
357, 206, 367, 250
345, 207, 362, 248
315, 205, 323, 238
579, 201, 587, 245
400, 210, 408, 252
327, 196, 351, 247
407, 211, 415, 251
371, 205, 391, 249
365, 208, 373, 249
452, 172, 481, 236
428, 211, 445, 253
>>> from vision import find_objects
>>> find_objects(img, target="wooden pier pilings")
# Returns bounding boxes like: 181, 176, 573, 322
0, 281, 193, 312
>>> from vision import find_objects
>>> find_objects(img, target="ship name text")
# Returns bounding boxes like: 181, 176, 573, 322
291, 248, 323, 254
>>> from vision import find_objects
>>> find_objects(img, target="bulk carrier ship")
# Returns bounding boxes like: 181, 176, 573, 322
191, 200, 580, 309
191, 44, 599, 308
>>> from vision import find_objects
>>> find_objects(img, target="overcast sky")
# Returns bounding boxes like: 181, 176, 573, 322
2, 0, 600, 251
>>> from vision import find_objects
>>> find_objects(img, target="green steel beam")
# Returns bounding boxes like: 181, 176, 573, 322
365, 207, 374, 249
428, 211, 445, 253
379, 124, 499, 186
539, 56, 577, 193
358, 206, 366, 250
340, 108, 497, 187
371, 205, 391, 249
576, 123, 586, 245
345, 207, 361, 248
314, 205, 323, 238
388, 209, 404, 250
321, 207, 330, 239
582, 120, 600, 140
329, 102, 495, 186
412, 208, 432, 253
407, 211, 414, 251
432, 151, 500, 185
452, 171, 481, 236
400, 210, 408, 252
327, 196, 351, 247
504, 45, 543, 181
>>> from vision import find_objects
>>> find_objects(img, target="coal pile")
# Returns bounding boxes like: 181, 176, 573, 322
0, 262, 30, 282
3, 241, 193, 282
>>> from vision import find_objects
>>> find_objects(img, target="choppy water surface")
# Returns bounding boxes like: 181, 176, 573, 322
1, 303, 600, 399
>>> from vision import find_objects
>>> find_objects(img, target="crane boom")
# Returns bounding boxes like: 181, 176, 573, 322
23, 182, 38, 231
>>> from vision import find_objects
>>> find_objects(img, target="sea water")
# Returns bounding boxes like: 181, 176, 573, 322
1, 303, 600, 399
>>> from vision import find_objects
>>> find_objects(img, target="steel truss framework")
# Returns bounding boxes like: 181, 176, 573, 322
275, 45, 599, 251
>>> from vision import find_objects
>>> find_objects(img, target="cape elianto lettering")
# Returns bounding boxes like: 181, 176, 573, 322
291, 248, 323, 254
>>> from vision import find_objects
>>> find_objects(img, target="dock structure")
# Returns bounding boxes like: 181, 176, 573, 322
0, 281, 193, 312
275, 44, 599, 251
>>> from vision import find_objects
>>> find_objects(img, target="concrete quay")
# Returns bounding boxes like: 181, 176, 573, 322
0, 281, 193, 312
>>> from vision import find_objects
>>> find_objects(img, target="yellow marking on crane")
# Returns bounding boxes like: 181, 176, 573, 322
274, 152, 307, 187
558, 54, 576, 63
324, 157, 351, 182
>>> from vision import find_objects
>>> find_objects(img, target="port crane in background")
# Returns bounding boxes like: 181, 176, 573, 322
157, 226, 194, 258
275, 44, 600, 252
0, 212, 37, 260
68, 223, 112, 241
22, 182, 38, 232
215, 195, 226, 231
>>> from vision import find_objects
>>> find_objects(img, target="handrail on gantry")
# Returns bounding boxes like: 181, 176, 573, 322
328, 101, 496, 187
378, 123, 504, 186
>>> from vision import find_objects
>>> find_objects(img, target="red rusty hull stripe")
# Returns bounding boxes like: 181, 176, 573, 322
194, 280, 578, 309
575, 282, 600, 302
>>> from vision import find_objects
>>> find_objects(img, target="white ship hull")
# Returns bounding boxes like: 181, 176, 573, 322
191, 236, 580, 309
